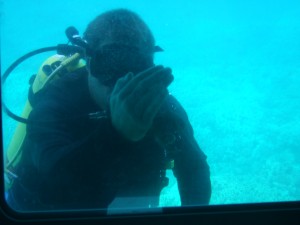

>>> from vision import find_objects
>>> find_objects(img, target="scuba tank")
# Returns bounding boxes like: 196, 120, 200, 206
5, 54, 86, 185
2, 27, 89, 190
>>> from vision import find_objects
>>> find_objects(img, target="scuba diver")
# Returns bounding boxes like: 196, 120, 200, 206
4, 8, 211, 211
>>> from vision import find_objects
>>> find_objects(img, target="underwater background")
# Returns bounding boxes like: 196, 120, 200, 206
1, 0, 300, 207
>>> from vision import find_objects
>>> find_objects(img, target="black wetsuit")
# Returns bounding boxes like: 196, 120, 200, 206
9, 68, 211, 211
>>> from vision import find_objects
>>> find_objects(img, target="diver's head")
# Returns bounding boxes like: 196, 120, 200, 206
84, 9, 156, 86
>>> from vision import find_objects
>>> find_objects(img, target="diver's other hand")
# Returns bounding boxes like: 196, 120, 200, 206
110, 65, 174, 141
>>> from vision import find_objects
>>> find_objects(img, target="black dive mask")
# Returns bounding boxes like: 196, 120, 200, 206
89, 44, 162, 87
64, 27, 163, 86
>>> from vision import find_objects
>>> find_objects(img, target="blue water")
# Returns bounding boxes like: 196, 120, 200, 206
1, 0, 300, 207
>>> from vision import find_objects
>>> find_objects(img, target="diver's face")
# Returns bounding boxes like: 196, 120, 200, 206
89, 36, 155, 87
88, 39, 154, 110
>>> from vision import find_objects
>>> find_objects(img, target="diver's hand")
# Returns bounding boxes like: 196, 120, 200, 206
109, 65, 174, 141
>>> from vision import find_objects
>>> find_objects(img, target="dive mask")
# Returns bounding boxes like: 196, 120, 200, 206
89, 44, 163, 87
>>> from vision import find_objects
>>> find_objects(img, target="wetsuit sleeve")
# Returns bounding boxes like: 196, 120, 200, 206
25, 94, 122, 207
27, 98, 126, 208
27, 102, 93, 175
168, 98, 212, 206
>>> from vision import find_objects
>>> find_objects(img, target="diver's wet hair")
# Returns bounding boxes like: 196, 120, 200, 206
83, 9, 155, 51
